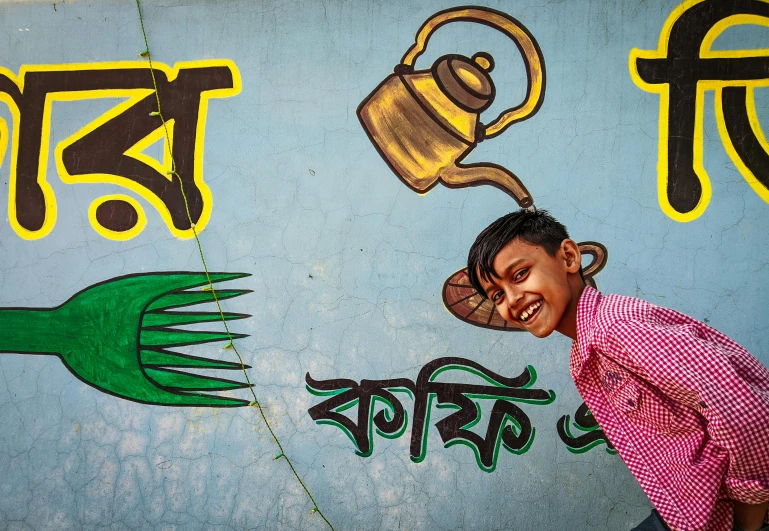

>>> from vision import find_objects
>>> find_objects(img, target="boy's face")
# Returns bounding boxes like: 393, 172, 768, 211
477, 238, 582, 338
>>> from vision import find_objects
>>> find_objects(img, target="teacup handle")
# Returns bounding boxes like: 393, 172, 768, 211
400, 6, 545, 139
578, 242, 608, 289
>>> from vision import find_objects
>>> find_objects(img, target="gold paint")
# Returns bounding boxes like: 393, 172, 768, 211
455, 64, 484, 92
357, 7, 543, 207
400, 7, 544, 137
473, 55, 492, 71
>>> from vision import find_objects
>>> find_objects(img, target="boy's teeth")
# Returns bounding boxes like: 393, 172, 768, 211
520, 301, 541, 322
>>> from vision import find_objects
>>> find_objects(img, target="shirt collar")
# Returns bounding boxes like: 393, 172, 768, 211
569, 285, 602, 379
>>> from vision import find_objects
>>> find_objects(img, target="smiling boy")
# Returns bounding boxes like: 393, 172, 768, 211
466, 209, 769, 531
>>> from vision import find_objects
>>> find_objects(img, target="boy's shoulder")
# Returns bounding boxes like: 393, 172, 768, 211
576, 289, 649, 350
588, 291, 680, 346
576, 292, 656, 363
578, 287, 711, 352
595, 292, 652, 325
590, 290, 704, 344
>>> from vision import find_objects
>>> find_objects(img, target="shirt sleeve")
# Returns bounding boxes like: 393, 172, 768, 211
601, 306, 769, 430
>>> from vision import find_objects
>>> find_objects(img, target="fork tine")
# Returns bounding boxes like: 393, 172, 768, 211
142, 311, 251, 328
146, 290, 252, 312
173, 272, 251, 290
140, 349, 250, 370
146, 392, 250, 407
140, 329, 248, 348
144, 367, 252, 391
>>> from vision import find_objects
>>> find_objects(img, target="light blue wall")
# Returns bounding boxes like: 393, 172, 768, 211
0, 0, 767, 529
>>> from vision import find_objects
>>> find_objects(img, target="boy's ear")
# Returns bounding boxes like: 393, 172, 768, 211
560, 239, 582, 274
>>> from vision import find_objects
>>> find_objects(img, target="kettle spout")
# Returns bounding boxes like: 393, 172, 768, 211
441, 163, 533, 208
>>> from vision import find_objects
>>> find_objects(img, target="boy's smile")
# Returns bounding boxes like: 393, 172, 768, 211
477, 238, 584, 339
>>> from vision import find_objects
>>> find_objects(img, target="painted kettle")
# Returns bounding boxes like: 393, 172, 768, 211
357, 6, 545, 207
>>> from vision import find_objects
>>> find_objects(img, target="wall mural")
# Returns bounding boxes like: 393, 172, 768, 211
0, 1, 765, 528
0, 272, 252, 407
305, 241, 615, 465
557, 402, 616, 455
357, 6, 544, 207
307, 358, 554, 473
0, 60, 241, 240
630, 0, 769, 222
307, 5, 615, 463
1, 0, 761, 490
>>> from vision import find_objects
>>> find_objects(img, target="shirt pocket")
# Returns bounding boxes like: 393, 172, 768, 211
602, 370, 673, 434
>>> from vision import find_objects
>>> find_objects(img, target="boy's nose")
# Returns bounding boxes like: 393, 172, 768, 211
504, 286, 523, 310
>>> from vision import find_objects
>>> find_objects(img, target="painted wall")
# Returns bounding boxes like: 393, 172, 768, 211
0, 0, 767, 529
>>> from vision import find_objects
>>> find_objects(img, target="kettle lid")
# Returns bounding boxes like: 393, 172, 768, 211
434, 52, 495, 113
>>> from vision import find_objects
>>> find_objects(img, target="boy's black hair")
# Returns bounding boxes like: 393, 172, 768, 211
467, 209, 571, 297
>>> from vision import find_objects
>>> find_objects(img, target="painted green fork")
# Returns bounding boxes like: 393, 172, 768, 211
0, 272, 252, 407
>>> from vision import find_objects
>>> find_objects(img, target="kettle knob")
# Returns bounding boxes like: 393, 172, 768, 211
434, 52, 496, 113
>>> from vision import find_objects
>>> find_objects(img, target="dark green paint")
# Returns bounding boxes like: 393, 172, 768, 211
0, 272, 252, 407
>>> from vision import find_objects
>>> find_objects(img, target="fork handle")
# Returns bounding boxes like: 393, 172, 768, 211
0, 307, 62, 356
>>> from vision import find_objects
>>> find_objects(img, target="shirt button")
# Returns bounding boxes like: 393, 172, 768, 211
627, 400, 635, 407
699, 401, 707, 409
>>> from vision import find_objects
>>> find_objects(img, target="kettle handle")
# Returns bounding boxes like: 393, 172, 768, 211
400, 6, 545, 139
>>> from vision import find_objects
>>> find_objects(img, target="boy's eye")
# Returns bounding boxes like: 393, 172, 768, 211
514, 268, 529, 281
491, 291, 504, 303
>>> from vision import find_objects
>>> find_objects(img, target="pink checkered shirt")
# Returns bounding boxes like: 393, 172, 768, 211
571, 287, 769, 531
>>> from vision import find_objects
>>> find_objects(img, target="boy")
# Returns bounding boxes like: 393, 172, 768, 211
466, 209, 769, 531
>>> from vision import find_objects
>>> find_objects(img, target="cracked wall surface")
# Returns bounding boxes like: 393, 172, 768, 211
0, 0, 768, 529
